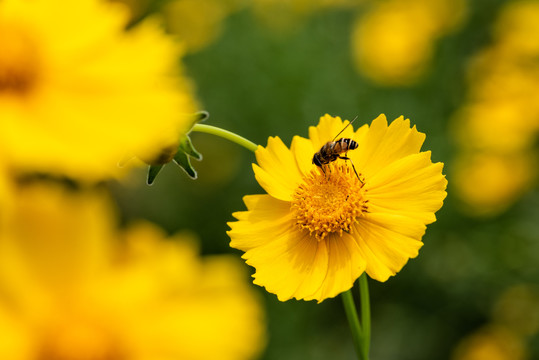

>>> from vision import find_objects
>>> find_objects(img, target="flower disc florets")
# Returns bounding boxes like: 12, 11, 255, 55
292, 163, 367, 241
0, 24, 41, 95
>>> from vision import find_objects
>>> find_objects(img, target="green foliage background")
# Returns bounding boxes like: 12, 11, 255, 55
113, 1, 539, 359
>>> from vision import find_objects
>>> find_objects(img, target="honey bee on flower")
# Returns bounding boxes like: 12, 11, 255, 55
228, 114, 447, 302
312, 116, 362, 182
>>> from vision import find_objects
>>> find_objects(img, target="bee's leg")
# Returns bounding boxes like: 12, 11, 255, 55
339, 156, 363, 184
323, 165, 330, 178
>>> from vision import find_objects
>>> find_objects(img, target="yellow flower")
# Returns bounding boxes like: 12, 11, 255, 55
0, 159, 10, 216
450, 0, 539, 216
452, 101, 538, 153
493, 0, 539, 59
351, 0, 466, 86
452, 152, 537, 216
0, 185, 266, 360
451, 325, 527, 360
250, 0, 357, 32
228, 114, 447, 302
164, 0, 244, 53
0, 0, 197, 180
493, 284, 539, 337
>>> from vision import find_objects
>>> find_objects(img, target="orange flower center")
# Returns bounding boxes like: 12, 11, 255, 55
0, 24, 42, 96
291, 163, 368, 241
38, 315, 128, 360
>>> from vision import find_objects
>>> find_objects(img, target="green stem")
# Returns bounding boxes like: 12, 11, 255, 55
341, 289, 366, 360
191, 124, 259, 153
359, 274, 371, 358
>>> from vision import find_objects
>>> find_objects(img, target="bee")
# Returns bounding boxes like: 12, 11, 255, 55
312, 116, 362, 182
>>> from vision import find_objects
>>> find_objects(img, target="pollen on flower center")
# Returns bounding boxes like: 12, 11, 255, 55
291, 163, 368, 241
0, 24, 42, 95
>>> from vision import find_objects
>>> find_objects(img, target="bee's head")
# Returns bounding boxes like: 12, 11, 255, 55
312, 154, 322, 167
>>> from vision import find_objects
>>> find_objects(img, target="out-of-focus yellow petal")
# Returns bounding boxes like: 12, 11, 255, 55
451, 325, 527, 360
452, 152, 537, 216
351, 0, 467, 86
0, 187, 266, 360
0, 0, 198, 180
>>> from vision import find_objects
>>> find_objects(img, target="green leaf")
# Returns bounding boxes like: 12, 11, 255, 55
178, 135, 202, 161
147, 164, 164, 185
172, 150, 197, 179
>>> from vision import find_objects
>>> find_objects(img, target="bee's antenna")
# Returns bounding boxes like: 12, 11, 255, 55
331, 115, 359, 142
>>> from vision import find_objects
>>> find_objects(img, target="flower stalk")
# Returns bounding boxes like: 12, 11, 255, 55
359, 273, 371, 356
192, 124, 259, 153
341, 275, 371, 360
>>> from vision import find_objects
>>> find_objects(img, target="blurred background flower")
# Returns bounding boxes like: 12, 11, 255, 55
451, 0, 539, 216
0, 184, 266, 360
163, 0, 244, 53
0, 0, 198, 180
249, 0, 357, 33
451, 325, 527, 360
351, 0, 467, 86
451, 283, 539, 360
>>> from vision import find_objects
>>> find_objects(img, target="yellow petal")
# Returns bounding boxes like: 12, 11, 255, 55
290, 135, 315, 177
367, 151, 447, 224
228, 195, 293, 251
248, 230, 330, 301
353, 115, 426, 179
308, 114, 358, 151
355, 214, 424, 282
229, 193, 365, 302
307, 232, 366, 302
253, 137, 303, 201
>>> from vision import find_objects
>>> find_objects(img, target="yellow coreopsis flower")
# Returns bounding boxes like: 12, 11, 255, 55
452, 152, 536, 216
351, 0, 466, 86
0, 0, 197, 180
250, 0, 357, 32
164, 0, 244, 53
451, 325, 527, 360
0, 185, 266, 360
228, 114, 447, 302
450, 0, 539, 216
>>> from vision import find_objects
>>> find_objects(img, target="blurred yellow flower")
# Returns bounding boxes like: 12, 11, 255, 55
0, 153, 10, 206
451, 325, 527, 360
453, 101, 538, 153
451, 0, 539, 216
0, 185, 266, 360
0, 0, 198, 180
250, 0, 357, 31
492, 284, 539, 337
452, 152, 536, 216
493, 0, 539, 59
351, 0, 466, 86
164, 0, 244, 53
228, 114, 447, 302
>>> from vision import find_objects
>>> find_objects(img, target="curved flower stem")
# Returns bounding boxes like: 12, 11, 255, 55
359, 273, 371, 358
341, 289, 367, 360
191, 124, 259, 153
